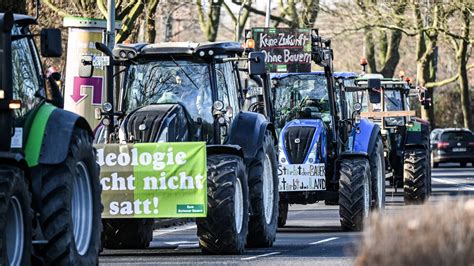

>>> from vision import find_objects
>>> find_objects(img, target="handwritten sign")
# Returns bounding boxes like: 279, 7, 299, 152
252, 28, 312, 73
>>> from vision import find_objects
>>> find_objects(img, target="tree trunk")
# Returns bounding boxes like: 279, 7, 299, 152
457, 8, 472, 130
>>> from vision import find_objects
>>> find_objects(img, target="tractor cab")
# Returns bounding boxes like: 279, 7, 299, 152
83, 41, 271, 146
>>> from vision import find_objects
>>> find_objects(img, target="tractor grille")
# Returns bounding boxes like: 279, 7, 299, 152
284, 126, 316, 164
125, 104, 175, 143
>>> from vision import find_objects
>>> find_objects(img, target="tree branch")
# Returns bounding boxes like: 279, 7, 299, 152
42, 0, 72, 17
241, 4, 292, 25
425, 74, 459, 88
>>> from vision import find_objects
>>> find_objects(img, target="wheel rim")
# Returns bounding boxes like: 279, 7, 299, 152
363, 175, 370, 218
376, 153, 384, 209
72, 161, 93, 256
262, 154, 274, 224
234, 178, 244, 234
6, 196, 24, 266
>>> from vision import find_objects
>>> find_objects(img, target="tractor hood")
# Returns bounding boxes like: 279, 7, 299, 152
120, 103, 191, 143
279, 119, 327, 164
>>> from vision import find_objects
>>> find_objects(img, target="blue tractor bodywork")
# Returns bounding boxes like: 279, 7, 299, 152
273, 71, 380, 204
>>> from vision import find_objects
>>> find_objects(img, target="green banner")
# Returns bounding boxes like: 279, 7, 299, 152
95, 142, 207, 218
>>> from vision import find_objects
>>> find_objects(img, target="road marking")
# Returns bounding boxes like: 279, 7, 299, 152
432, 178, 474, 191
309, 237, 339, 245
241, 252, 280, 261
153, 224, 197, 236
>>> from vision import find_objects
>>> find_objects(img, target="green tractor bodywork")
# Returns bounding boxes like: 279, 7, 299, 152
24, 102, 56, 167
345, 74, 431, 203
0, 12, 101, 265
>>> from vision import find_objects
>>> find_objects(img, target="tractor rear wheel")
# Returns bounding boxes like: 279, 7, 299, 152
338, 158, 371, 231
197, 154, 249, 255
403, 149, 429, 204
39, 128, 101, 265
277, 200, 288, 228
102, 218, 154, 249
0, 165, 31, 266
247, 131, 278, 247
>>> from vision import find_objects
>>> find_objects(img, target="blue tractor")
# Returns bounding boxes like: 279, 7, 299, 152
272, 42, 386, 231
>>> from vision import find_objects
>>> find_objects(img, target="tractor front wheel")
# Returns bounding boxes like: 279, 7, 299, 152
0, 165, 31, 266
39, 128, 102, 265
197, 154, 249, 255
368, 137, 385, 210
403, 149, 429, 204
247, 131, 278, 247
338, 158, 371, 231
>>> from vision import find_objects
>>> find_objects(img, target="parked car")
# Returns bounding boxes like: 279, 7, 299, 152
430, 128, 474, 168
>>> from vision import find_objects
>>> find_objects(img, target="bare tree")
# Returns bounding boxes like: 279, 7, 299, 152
196, 0, 224, 42
356, 1, 406, 78
240, 0, 320, 28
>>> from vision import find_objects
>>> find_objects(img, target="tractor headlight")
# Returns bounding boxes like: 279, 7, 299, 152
118, 126, 127, 144
278, 143, 287, 164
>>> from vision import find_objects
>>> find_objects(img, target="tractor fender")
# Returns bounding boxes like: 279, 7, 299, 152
352, 118, 381, 154
405, 119, 430, 150
207, 144, 244, 158
228, 111, 277, 160
25, 103, 93, 167
39, 109, 92, 165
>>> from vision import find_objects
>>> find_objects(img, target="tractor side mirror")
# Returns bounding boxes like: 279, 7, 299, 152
367, 78, 381, 89
248, 52, 266, 75
368, 89, 381, 104
367, 78, 381, 104
40, 28, 62, 57
79, 55, 94, 78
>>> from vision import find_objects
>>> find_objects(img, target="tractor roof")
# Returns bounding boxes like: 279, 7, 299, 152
114, 41, 244, 59
0, 13, 37, 26
13, 14, 36, 26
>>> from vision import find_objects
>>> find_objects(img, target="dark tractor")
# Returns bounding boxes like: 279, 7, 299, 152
272, 31, 385, 231
81, 41, 279, 254
345, 74, 431, 204
0, 12, 101, 265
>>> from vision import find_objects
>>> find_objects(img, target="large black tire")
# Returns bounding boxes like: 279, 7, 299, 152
368, 137, 385, 209
403, 149, 429, 204
102, 218, 154, 249
338, 158, 371, 231
247, 131, 278, 247
0, 165, 31, 266
277, 200, 288, 228
38, 128, 102, 265
197, 154, 249, 255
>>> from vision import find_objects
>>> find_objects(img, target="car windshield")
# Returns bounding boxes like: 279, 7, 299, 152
273, 74, 329, 127
123, 60, 213, 123
441, 131, 472, 142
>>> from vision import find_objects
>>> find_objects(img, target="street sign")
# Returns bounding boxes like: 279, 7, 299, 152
252, 28, 312, 73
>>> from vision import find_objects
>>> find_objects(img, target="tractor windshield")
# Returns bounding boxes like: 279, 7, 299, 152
273, 74, 329, 128
123, 60, 213, 123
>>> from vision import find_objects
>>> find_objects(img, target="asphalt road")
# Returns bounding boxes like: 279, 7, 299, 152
99, 164, 474, 265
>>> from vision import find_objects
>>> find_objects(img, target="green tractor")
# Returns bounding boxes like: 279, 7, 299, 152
344, 73, 431, 204
80, 41, 279, 254
0, 12, 101, 265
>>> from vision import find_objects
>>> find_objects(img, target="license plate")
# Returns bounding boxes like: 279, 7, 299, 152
278, 164, 326, 192
452, 148, 466, 152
